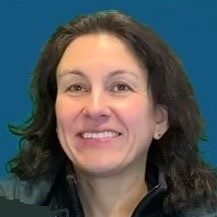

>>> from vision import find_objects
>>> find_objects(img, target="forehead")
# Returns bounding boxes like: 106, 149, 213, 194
56, 33, 146, 80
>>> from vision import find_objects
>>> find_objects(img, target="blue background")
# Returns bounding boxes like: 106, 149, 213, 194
0, 0, 216, 177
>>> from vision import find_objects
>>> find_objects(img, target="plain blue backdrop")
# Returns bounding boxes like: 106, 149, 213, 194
0, 0, 216, 177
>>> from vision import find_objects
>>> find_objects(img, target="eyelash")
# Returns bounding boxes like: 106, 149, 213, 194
65, 82, 133, 95
66, 84, 87, 93
110, 82, 133, 92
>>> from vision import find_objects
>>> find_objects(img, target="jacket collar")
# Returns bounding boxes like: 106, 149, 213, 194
130, 170, 169, 217
65, 164, 169, 217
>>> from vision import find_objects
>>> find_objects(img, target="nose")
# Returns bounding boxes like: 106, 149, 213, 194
83, 90, 111, 121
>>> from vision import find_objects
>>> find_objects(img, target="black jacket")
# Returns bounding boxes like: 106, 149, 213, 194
0, 165, 216, 217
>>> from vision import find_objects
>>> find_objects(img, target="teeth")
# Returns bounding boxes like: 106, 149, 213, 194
81, 131, 120, 139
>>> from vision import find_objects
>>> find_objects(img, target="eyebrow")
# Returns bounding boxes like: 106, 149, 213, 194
57, 70, 86, 79
57, 69, 140, 80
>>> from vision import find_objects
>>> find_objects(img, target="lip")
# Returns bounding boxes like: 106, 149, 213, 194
77, 129, 122, 137
76, 129, 123, 148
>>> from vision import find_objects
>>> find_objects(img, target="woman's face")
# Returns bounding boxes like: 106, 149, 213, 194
55, 34, 168, 177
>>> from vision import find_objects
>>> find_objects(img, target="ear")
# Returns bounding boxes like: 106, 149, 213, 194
153, 105, 169, 140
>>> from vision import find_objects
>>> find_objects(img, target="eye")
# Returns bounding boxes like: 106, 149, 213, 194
111, 82, 133, 92
66, 83, 87, 93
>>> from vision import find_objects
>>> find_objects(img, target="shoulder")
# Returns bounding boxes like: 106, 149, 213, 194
183, 210, 217, 217
182, 206, 217, 217
0, 174, 54, 205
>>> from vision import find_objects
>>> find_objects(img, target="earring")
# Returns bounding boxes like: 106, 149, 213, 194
154, 132, 161, 139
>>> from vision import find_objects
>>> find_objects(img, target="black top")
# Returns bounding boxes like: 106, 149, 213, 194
39, 163, 174, 217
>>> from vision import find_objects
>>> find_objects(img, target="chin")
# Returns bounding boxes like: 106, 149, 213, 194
76, 162, 125, 177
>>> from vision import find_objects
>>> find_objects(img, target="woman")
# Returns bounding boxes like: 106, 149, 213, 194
0, 10, 217, 217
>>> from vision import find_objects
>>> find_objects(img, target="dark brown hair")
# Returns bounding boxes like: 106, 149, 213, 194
7, 10, 217, 214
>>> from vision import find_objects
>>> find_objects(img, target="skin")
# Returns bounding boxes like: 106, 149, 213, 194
55, 34, 168, 217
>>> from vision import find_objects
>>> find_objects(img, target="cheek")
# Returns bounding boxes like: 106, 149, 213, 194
55, 96, 80, 159
118, 97, 155, 128
55, 96, 79, 130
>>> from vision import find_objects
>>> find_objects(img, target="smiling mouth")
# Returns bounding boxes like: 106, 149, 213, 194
79, 131, 122, 139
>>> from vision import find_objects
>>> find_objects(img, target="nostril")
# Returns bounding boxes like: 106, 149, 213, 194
82, 110, 111, 120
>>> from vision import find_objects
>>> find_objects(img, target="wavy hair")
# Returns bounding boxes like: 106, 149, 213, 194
7, 10, 217, 214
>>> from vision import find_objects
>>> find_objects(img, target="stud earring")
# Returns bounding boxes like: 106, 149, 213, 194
154, 132, 161, 139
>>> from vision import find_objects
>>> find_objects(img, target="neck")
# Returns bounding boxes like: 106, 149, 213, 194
75, 163, 148, 217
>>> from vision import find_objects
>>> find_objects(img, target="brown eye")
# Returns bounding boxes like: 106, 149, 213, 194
66, 83, 88, 94
72, 85, 83, 91
111, 82, 132, 92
